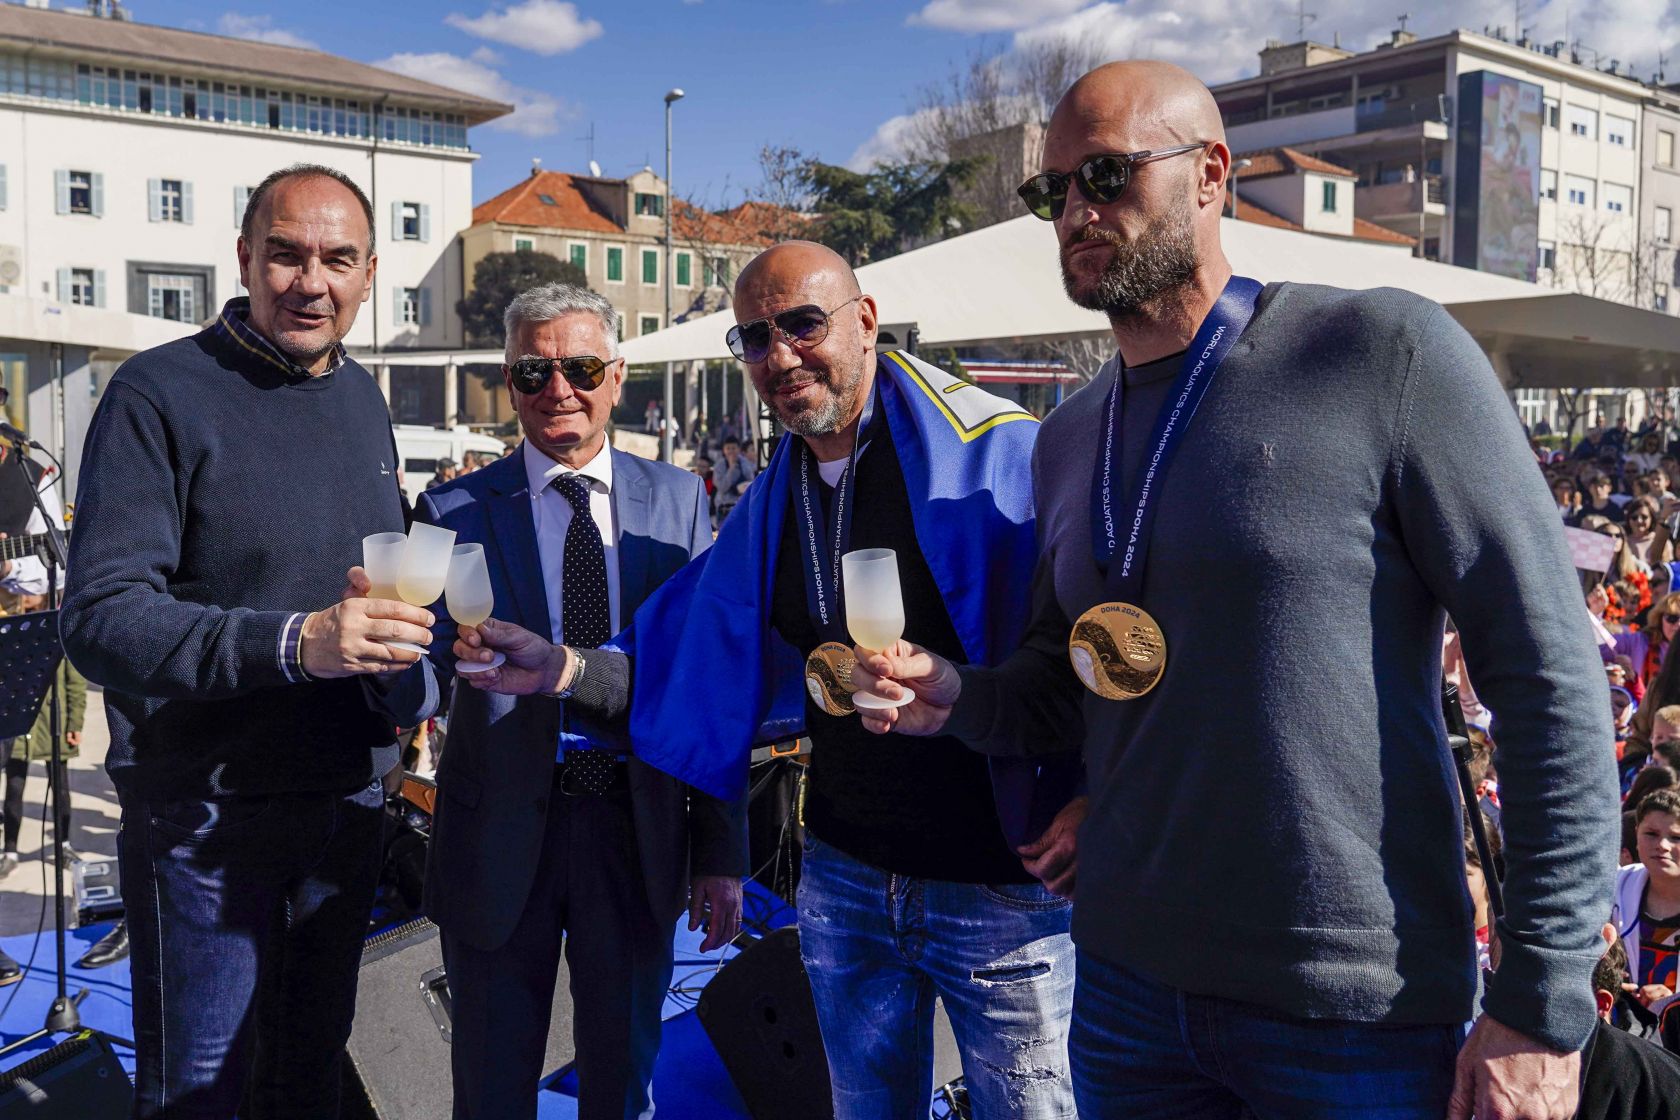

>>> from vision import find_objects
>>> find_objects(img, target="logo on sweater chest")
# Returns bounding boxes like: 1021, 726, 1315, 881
1261, 442, 1276, 467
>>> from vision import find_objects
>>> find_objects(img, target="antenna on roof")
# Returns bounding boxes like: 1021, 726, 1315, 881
588, 160, 602, 177
576, 122, 596, 168
1397, 12, 1409, 32
1293, 0, 1317, 39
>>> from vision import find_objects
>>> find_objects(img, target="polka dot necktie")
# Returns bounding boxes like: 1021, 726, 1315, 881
554, 473, 617, 794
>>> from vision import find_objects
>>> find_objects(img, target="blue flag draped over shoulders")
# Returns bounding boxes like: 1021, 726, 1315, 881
606, 351, 1080, 845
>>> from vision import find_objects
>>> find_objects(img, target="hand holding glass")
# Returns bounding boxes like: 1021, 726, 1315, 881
843, 548, 915, 710
368, 523, 455, 655
448, 543, 505, 672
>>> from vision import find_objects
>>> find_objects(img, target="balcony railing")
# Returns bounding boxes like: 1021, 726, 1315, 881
1356, 98, 1452, 132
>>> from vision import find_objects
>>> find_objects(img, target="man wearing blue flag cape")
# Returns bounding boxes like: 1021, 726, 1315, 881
458, 240, 1083, 1117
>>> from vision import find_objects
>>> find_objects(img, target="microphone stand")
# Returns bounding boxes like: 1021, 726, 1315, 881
0, 436, 130, 1058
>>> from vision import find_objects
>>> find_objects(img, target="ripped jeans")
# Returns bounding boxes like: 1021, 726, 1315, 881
797, 833, 1076, 1119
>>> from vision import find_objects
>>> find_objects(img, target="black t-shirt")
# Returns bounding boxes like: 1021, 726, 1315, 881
1579, 1019, 1680, 1120
0, 453, 42, 538
770, 413, 1031, 884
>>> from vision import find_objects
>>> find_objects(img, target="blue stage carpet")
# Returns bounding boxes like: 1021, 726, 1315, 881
0, 882, 798, 1118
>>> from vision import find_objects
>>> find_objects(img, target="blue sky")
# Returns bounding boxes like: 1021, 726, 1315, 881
133, 0, 1680, 207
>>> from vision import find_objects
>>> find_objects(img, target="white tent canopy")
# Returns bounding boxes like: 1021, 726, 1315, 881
617, 214, 1680, 388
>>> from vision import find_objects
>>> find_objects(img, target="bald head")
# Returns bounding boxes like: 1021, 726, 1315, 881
734, 240, 861, 311
731, 240, 878, 457
1050, 61, 1226, 153
1042, 60, 1233, 331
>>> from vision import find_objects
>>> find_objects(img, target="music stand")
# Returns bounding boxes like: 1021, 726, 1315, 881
0, 611, 59, 740
0, 445, 131, 1059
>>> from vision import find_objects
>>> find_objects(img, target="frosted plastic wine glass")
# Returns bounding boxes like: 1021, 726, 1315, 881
362, 532, 407, 602
387, 522, 455, 654
843, 547, 915, 710
447, 543, 504, 673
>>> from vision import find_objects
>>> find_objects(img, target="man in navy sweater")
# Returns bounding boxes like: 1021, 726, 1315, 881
62, 164, 437, 1120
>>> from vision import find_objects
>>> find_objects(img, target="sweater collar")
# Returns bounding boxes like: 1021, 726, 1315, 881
210, 298, 346, 384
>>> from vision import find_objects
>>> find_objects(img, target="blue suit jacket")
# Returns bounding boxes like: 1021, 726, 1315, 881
407, 446, 746, 951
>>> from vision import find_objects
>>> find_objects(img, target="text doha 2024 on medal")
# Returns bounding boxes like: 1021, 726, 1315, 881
805, 641, 858, 716
1069, 601, 1166, 700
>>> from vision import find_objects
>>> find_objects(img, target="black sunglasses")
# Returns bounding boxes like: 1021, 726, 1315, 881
507, 355, 616, 395
726, 295, 863, 363
1665, 614, 1680, 625
1018, 143, 1210, 221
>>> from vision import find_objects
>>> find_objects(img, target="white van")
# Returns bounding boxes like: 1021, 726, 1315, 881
393, 425, 510, 502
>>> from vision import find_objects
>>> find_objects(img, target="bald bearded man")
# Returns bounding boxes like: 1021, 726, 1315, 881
853, 61, 1616, 1120
457, 241, 1084, 1118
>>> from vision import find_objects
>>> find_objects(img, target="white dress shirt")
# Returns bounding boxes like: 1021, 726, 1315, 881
522, 437, 621, 644
1, 465, 64, 598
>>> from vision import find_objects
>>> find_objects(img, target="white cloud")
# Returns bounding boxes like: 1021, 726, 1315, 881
444, 0, 604, 56
371, 52, 573, 137
909, 0, 1090, 32
216, 13, 318, 50
846, 108, 944, 171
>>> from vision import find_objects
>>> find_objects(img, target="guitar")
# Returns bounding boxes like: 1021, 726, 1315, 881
0, 530, 67, 566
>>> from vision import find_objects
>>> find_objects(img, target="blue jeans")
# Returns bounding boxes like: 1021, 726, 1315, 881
118, 778, 386, 1120
1069, 950, 1464, 1120
796, 834, 1076, 1120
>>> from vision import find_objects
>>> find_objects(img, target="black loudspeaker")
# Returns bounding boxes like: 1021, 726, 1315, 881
697, 926, 960, 1120
343, 918, 575, 1119
0, 1031, 131, 1117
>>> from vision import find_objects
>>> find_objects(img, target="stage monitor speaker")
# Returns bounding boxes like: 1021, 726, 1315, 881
697, 926, 959, 1120
0, 1030, 131, 1117
343, 917, 575, 1120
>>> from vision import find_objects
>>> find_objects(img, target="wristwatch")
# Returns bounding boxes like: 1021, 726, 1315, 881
554, 646, 585, 700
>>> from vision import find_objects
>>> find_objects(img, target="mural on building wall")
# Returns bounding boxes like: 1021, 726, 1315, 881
1455, 70, 1542, 281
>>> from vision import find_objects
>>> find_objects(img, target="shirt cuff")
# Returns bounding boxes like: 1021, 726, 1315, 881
278, 612, 311, 683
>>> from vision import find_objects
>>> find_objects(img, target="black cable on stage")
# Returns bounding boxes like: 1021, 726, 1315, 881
0, 772, 57, 1032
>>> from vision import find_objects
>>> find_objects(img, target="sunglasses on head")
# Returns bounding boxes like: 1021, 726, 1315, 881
1017, 142, 1210, 221
726, 295, 863, 364
507, 355, 615, 395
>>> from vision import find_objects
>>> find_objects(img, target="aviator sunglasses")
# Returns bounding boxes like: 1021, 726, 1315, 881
507, 355, 617, 395
1017, 143, 1210, 221
726, 295, 864, 363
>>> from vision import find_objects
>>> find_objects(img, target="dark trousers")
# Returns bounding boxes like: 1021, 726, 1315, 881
0, 738, 70, 851
117, 778, 385, 1120
443, 778, 672, 1120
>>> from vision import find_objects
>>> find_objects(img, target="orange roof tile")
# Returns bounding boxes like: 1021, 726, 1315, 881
1232, 198, 1416, 247
471, 171, 621, 234
1235, 146, 1358, 180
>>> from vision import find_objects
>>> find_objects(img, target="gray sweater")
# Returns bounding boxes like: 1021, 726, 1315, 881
947, 282, 1617, 1051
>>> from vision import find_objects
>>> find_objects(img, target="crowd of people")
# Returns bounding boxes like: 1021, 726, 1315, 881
14, 52, 1680, 1120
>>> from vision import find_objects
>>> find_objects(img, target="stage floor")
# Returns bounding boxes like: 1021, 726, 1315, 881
0, 883, 797, 1119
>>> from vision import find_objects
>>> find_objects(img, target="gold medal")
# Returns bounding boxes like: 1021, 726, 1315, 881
805, 642, 858, 716
1069, 602, 1167, 700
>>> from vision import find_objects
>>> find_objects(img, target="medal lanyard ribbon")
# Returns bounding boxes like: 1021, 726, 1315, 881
1090, 276, 1263, 600
794, 384, 878, 642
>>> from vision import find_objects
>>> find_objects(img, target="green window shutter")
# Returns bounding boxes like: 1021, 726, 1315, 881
642, 250, 658, 285
676, 252, 690, 287
607, 247, 623, 282
570, 244, 586, 271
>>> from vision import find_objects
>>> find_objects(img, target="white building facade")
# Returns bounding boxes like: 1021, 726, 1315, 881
0, 3, 508, 489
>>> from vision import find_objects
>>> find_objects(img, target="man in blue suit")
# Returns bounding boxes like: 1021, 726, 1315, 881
411, 284, 746, 1120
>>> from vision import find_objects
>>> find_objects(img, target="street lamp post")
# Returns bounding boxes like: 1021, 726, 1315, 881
663, 87, 685, 464
1229, 157, 1253, 219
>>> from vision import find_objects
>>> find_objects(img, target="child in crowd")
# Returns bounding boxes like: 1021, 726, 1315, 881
1613, 789, 1680, 1027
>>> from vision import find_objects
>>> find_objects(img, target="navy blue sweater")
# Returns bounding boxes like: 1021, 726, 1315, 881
62, 311, 415, 799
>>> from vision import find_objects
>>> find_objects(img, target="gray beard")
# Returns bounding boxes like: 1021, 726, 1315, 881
774, 369, 862, 438
1062, 210, 1199, 322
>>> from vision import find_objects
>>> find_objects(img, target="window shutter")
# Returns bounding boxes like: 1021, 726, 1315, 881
94, 269, 107, 308
0, 165, 7, 211
181, 181, 194, 225
391, 201, 404, 242
234, 185, 250, 229
394, 286, 404, 327
148, 179, 162, 222
419, 204, 431, 243
55, 170, 69, 215
419, 286, 432, 326
56, 268, 70, 303
91, 173, 104, 217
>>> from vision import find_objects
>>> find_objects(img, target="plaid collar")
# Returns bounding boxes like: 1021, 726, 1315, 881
211, 297, 346, 380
